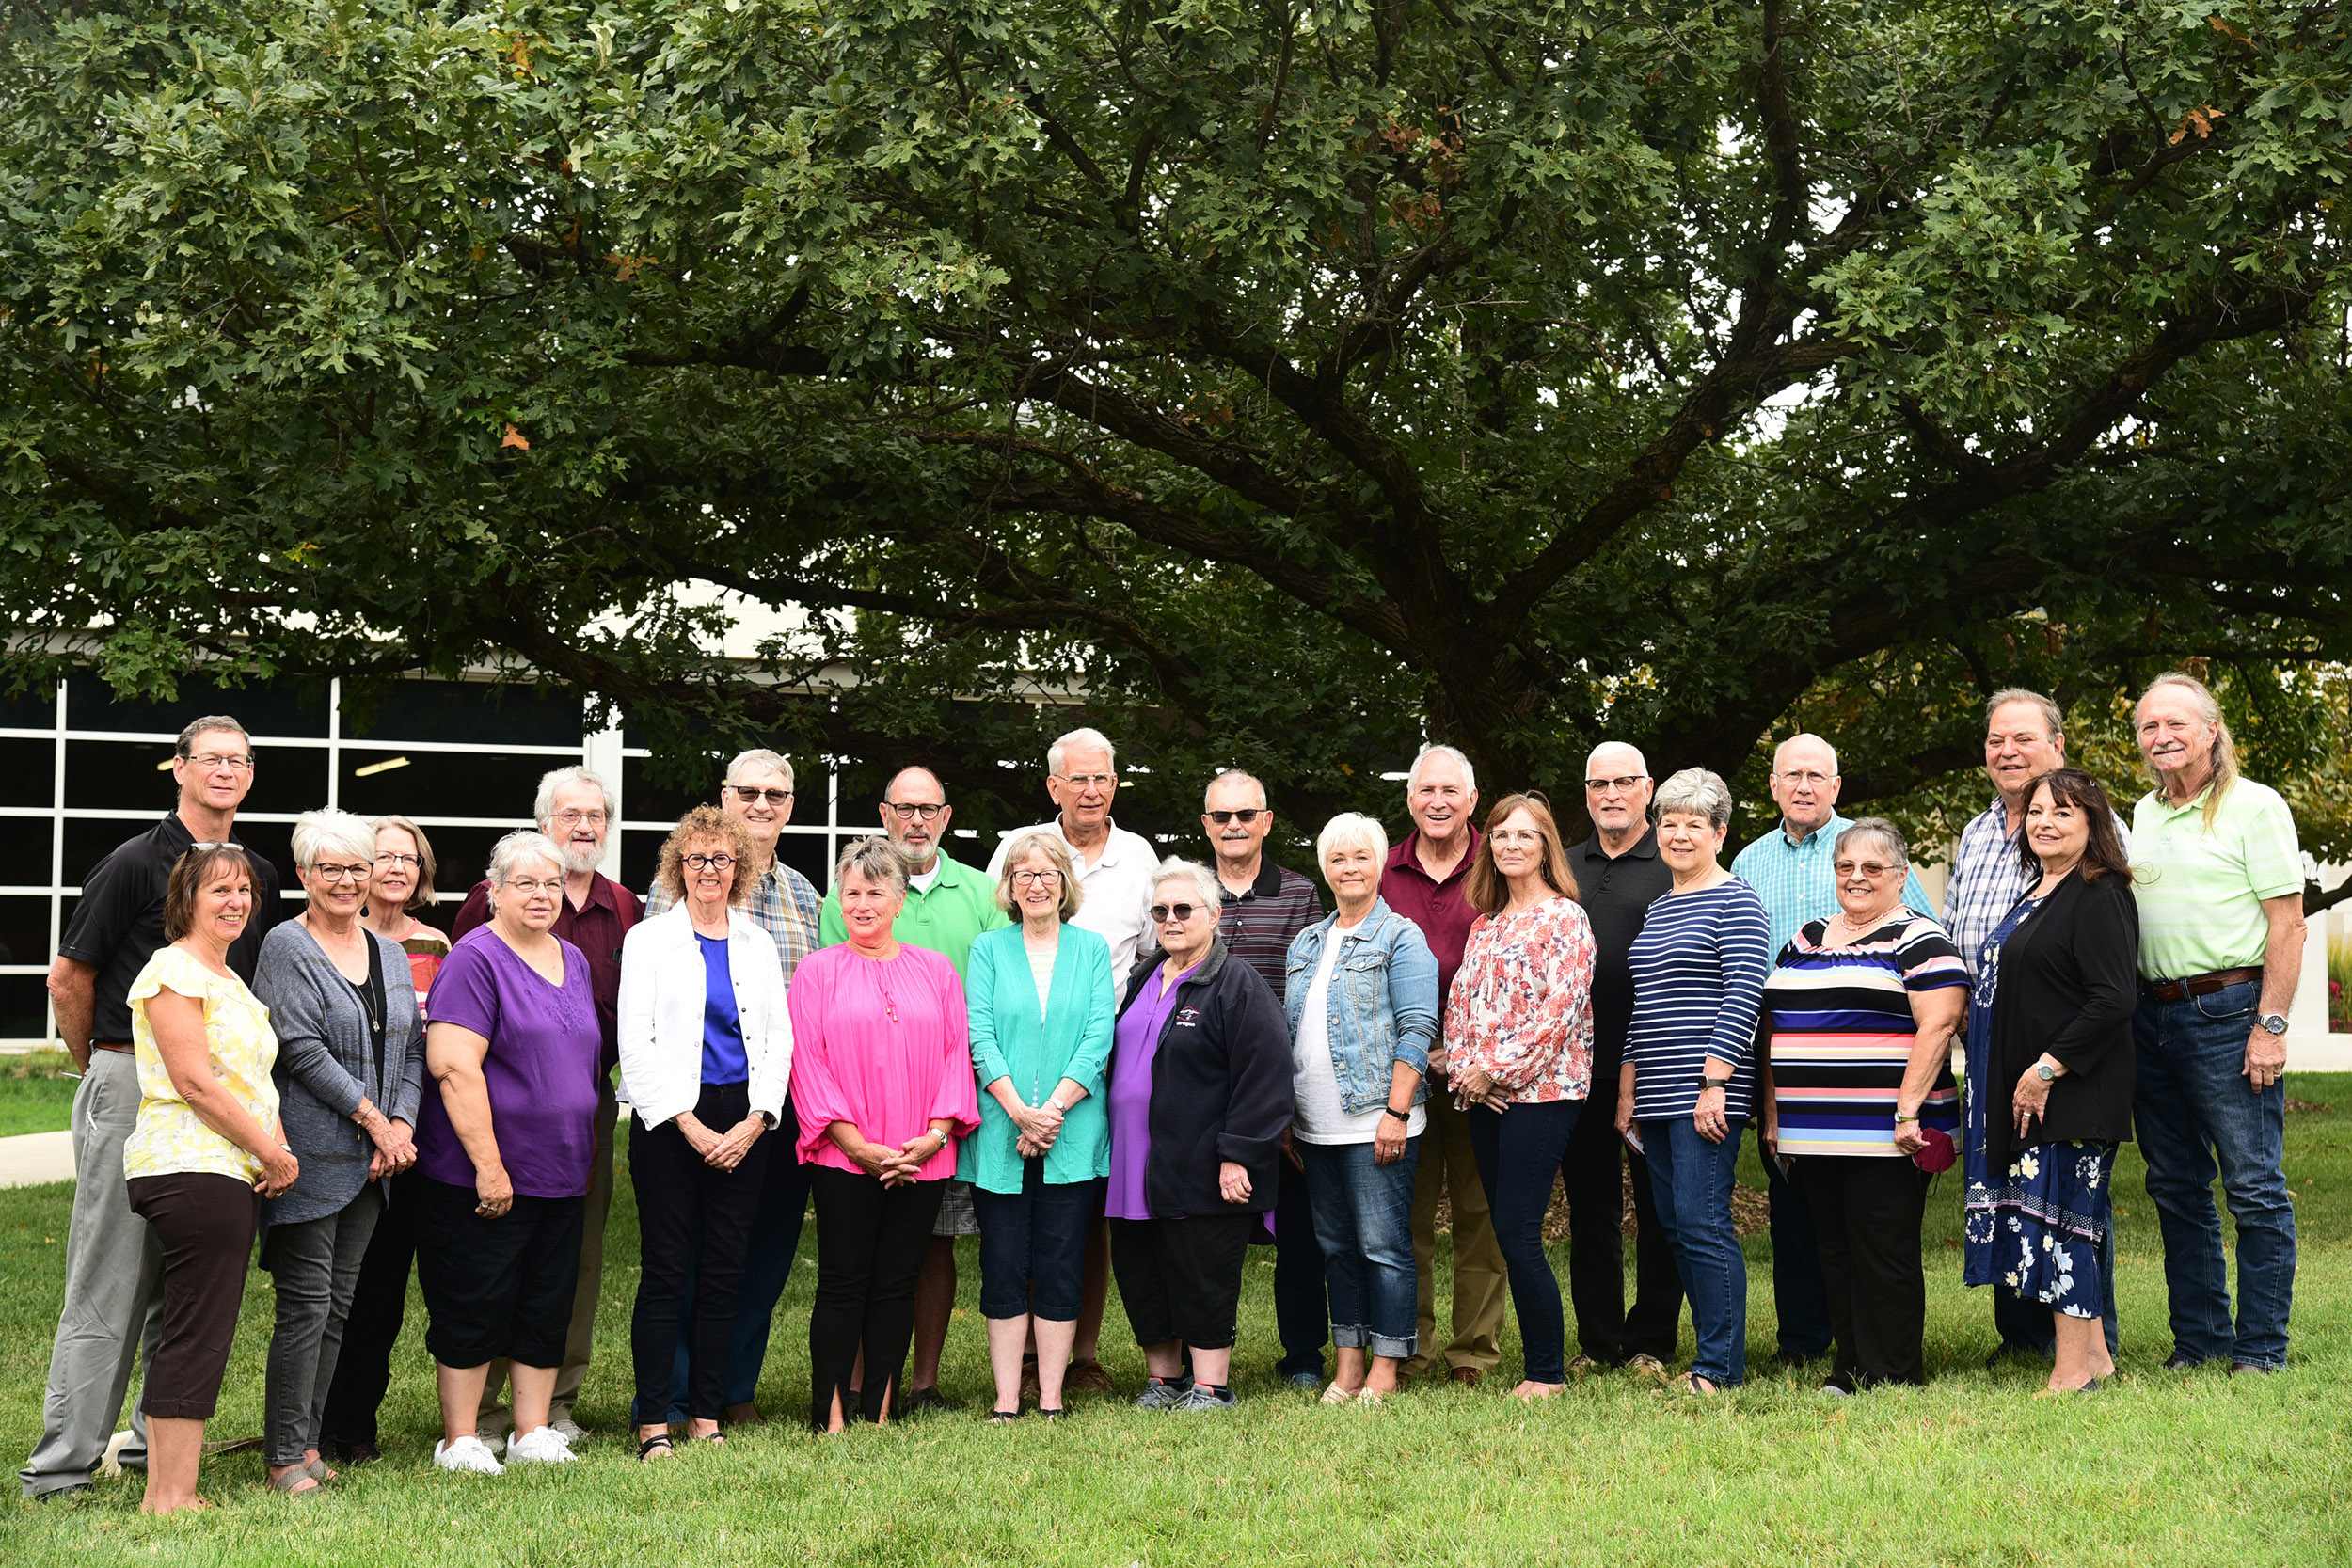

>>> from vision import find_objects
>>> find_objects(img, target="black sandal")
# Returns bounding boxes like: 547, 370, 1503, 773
638, 1433, 675, 1461
986, 1407, 1025, 1423
1038, 1406, 1067, 1420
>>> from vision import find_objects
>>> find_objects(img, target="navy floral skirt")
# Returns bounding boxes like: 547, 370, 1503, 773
1964, 1139, 2117, 1319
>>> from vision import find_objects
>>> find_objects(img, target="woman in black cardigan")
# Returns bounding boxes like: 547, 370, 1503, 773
1103, 860, 1293, 1413
1962, 768, 2138, 1395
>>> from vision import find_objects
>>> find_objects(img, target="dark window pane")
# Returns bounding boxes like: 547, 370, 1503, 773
619, 831, 660, 898
339, 749, 558, 823
777, 832, 834, 893
68, 674, 329, 739
622, 754, 718, 830
64, 740, 326, 817
0, 895, 51, 966
233, 820, 299, 901
0, 685, 57, 731
0, 739, 55, 806
65, 817, 146, 886
341, 680, 583, 748
0, 973, 49, 1039
2, 818, 54, 884
406, 825, 508, 904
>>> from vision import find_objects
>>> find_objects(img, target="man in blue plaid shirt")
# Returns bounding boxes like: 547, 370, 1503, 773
1730, 733, 1931, 1366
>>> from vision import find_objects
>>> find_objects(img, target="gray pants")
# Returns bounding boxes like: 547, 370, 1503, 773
479, 1079, 615, 1435
262, 1185, 383, 1466
19, 1051, 165, 1497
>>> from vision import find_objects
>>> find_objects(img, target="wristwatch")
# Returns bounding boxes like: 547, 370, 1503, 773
1382, 1106, 1412, 1123
2035, 1062, 2058, 1083
2260, 1013, 2291, 1037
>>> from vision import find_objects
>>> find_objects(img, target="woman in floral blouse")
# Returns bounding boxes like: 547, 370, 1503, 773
1443, 793, 1597, 1400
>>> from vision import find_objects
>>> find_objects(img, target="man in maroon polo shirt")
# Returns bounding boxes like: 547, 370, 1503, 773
1379, 744, 1505, 1386
450, 765, 641, 1447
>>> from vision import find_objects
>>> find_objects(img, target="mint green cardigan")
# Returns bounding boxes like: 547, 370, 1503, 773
956, 922, 1117, 1194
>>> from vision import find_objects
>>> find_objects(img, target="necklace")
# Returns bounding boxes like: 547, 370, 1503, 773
349, 961, 381, 1037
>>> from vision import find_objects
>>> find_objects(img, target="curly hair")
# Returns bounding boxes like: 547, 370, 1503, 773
656, 805, 758, 907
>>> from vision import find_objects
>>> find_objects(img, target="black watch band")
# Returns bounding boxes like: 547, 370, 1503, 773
1382, 1105, 1412, 1123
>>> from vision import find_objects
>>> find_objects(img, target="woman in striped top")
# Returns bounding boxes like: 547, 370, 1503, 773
1761, 818, 1967, 1391
1617, 768, 1771, 1393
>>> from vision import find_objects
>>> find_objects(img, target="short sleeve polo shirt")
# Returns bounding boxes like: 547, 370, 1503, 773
2129, 777, 2303, 979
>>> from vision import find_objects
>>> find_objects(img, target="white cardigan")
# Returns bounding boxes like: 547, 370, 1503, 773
616, 903, 792, 1130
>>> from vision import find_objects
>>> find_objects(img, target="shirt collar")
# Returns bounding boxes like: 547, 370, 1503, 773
1219, 859, 1286, 901
1578, 826, 1659, 863
574, 872, 621, 914
1776, 811, 1849, 851
1386, 825, 1481, 884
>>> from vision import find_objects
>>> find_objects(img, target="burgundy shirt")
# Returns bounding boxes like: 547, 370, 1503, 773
1378, 826, 1484, 1006
452, 873, 641, 1076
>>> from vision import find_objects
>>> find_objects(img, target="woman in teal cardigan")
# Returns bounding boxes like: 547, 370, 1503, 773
960, 831, 1117, 1420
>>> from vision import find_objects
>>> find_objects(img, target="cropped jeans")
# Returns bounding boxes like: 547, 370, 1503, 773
1298, 1137, 1422, 1361
2133, 982, 2296, 1369
1644, 1116, 1748, 1387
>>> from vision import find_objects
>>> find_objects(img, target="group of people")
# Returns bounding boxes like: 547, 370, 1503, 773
18, 670, 2308, 1510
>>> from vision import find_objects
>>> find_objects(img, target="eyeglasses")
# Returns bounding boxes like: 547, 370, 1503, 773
1584, 775, 1646, 793
183, 752, 253, 772
730, 785, 792, 807
503, 877, 564, 895
549, 809, 607, 828
1011, 868, 1062, 886
309, 863, 373, 884
1206, 809, 1263, 825
373, 851, 422, 871
884, 801, 946, 820
1832, 861, 1900, 879
683, 852, 738, 872
1777, 770, 1833, 788
1055, 773, 1116, 790
1150, 902, 1202, 923
1490, 829, 1546, 846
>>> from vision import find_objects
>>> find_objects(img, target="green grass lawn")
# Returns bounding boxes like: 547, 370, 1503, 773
5, 1077, 2351, 1566
0, 1054, 78, 1139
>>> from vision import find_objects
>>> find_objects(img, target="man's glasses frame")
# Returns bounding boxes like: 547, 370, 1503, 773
1205, 809, 1263, 825
884, 800, 946, 821
730, 785, 793, 808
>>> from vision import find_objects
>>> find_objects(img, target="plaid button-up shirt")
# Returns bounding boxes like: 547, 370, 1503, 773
645, 855, 823, 985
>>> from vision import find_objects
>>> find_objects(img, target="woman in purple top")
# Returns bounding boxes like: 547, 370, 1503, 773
412, 831, 603, 1476
1107, 860, 1294, 1414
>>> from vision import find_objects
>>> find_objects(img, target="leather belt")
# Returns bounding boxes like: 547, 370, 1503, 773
2140, 967, 2263, 1003
88, 1041, 134, 1054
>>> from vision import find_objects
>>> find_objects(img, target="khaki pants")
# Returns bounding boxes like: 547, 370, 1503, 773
478, 1081, 616, 1435
1403, 1087, 1507, 1376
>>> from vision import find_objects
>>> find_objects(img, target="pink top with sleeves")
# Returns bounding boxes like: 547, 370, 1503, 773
1442, 895, 1598, 1103
788, 942, 981, 1178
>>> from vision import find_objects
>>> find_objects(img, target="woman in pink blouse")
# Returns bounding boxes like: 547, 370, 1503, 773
790, 838, 979, 1433
1443, 792, 1597, 1400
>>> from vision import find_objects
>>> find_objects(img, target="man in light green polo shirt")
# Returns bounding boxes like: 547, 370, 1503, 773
819, 764, 1007, 1410
2128, 671, 2307, 1375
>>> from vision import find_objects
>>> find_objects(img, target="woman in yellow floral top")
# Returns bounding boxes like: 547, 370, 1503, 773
123, 844, 298, 1515
1442, 793, 1597, 1401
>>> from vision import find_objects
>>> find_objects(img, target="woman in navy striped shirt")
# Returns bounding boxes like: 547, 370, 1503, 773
1616, 768, 1771, 1393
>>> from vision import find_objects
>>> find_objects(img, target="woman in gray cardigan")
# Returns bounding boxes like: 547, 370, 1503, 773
251, 810, 426, 1494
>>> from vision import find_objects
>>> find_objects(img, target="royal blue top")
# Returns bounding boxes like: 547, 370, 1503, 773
697, 931, 749, 1086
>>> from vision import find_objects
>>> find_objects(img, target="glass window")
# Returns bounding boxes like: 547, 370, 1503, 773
0, 686, 57, 731
67, 674, 329, 738
620, 832, 661, 898
623, 755, 715, 829
2, 818, 55, 884
777, 833, 833, 892
339, 748, 559, 821
0, 896, 49, 967
0, 974, 49, 1040
0, 738, 55, 806
405, 825, 509, 904
342, 679, 582, 748
64, 740, 325, 817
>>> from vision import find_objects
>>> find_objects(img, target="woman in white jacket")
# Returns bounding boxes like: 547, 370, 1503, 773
618, 806, 792, 1460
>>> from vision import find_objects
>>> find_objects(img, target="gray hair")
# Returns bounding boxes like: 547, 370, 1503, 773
1406, 742, 1476, 797
2137, 670, 2240, 828
1203, 769, 1268, 811
1047, 726, 1118, 778
725, 748, 795, 792
1985, 688, 2064, 742
291, 808, 378, 869
834, 834, 910, 897
1315, 812, 1390, 871
486, 830, 565, 890
532, 765, 613, 827
993, 830, 1085, 920
1834, 816, 1909, 868
1152, 856, 1224, 916
175, 715, 251, 758
1654, 767, 1735, 830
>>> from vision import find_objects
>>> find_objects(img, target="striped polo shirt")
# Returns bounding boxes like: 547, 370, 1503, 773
1763, 911, 1968, 1157
1624, 878, 1772, 1121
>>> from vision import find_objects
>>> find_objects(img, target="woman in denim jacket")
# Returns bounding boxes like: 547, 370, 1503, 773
1283, 813, 1440, 1405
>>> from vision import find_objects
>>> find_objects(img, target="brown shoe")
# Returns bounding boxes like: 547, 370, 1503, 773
1448, 1367, 1484, 1387
1627, 1354, 1671, 1384
1019, 1357, 1041, 1403
721, 1402, 764, 1428
1065, 1358, 1117, 1396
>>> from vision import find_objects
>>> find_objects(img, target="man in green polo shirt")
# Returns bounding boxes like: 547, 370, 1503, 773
2128, 672, 2307, 1376
819, 765, 1008, 1410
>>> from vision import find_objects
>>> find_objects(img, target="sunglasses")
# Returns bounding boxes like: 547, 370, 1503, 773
1150, 903, 1203, 924
1206, 809, 1263, 825
731, 785, 793, 807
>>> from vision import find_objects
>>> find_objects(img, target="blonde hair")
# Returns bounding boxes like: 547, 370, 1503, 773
2138, 671, 2238, 830
994, 831, 1086, 920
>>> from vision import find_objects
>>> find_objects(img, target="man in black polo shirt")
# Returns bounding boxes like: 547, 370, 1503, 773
1203, 768, 1327, 1387
20, 716, 282, 1500
1563, 742, 1683, 1374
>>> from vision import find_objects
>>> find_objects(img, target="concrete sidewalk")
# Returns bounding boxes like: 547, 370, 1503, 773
0, 1130, 73, 1189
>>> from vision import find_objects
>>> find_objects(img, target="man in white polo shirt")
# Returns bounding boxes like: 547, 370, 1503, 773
988, 726, 1159, 1396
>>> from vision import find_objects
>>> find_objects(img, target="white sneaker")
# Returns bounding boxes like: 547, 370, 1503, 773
505, 1425, 579, 1465
473, 1425, 508, 1457
550, 1417, 585, 1444
434, 1436, 505, 1475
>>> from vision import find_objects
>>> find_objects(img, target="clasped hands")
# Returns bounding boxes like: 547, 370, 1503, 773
681, 1113, 768, 1172
1012, 1098, 1066, 1160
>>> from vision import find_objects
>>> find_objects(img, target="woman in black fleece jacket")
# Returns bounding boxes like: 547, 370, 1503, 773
1103, 860, 1294, 1412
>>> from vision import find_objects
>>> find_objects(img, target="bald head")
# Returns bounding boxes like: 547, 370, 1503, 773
1769, 732, 1841, 837
879, 765, 950, 872
1583, 742, 1654, 849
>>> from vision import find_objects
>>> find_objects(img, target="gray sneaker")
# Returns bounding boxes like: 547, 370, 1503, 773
1133, 1377, 1194, 1411
1172, 1384, 1238, 1414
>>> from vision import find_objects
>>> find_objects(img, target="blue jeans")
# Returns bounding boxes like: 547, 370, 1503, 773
972, 1165, 1101, 1322
1644, 1117, 1748, 1387
1298, 1137, 1422, 1361
1467, 1100, 1581, 1384
2134, 984, 2296, 1368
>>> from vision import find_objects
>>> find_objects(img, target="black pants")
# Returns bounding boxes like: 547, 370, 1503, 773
126, 1173, 261, 1420
1109, 1212, 1258, 1351
413, 1179, 584, 1370
1269, 1159, 1328, 1377
807, 1167, 944, 1430
1466, 1099, 1581, 1385
319, 1168, 419, 1449
1794, 1155, 1931, 1388
629, 1083, 772, 1423
1765, 1151, 1835, 1358
1562, 1091, 1682, 1364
